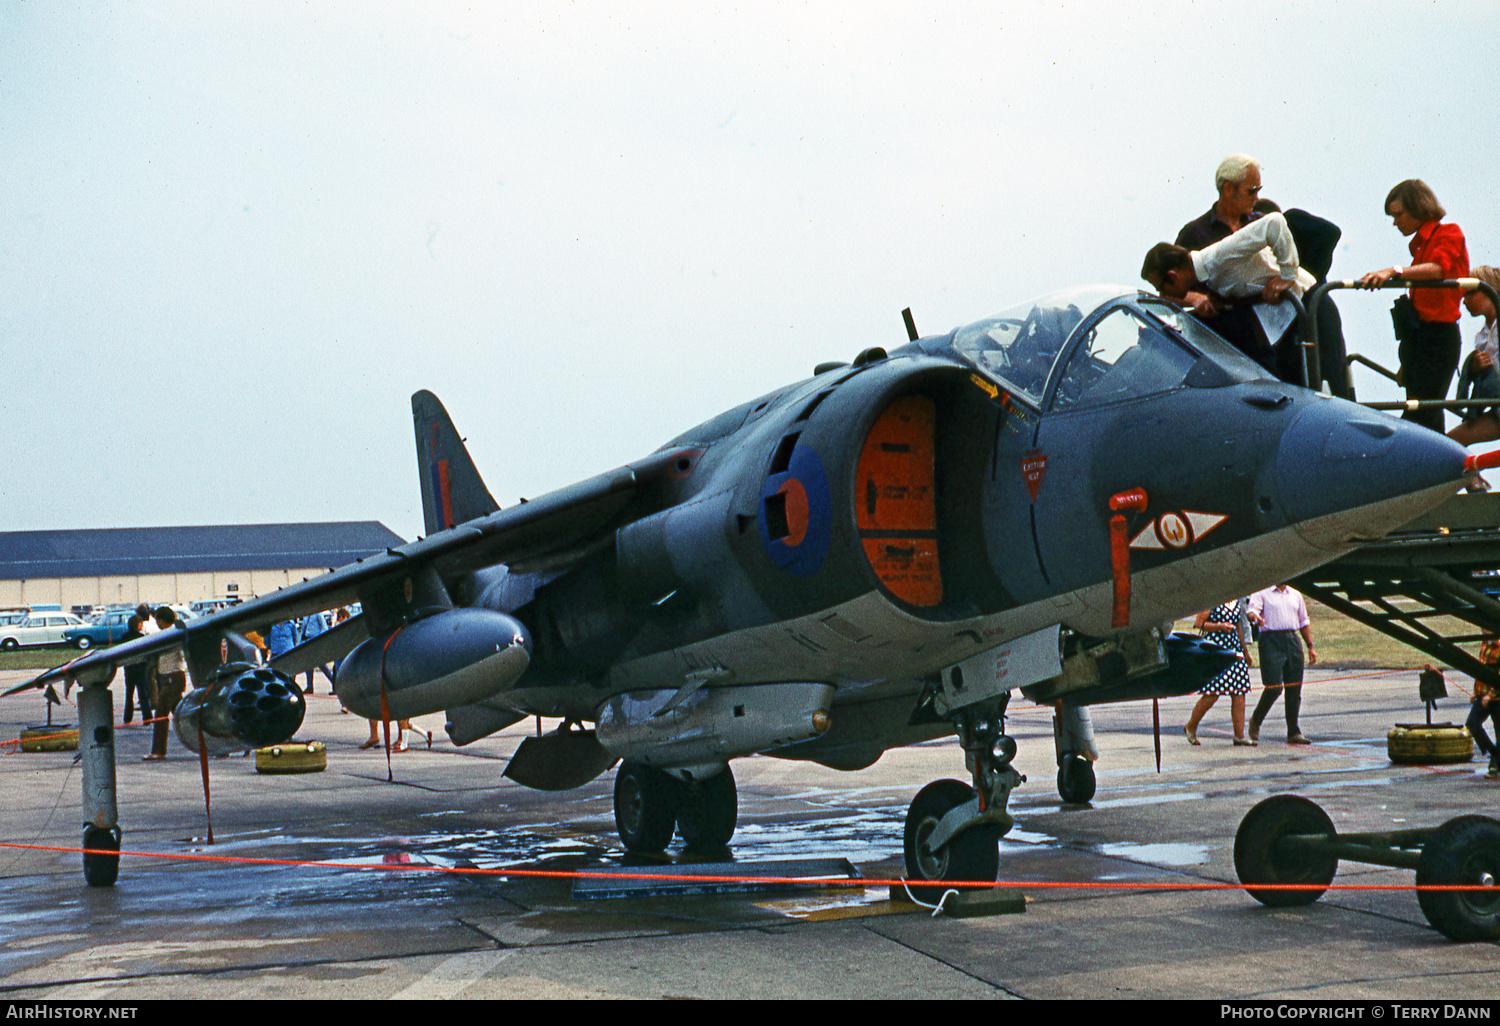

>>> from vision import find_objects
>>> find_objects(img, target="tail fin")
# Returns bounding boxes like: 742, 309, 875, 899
412, 391, 500, 535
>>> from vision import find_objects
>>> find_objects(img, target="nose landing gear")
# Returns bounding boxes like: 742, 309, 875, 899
902, 700, 1023, 899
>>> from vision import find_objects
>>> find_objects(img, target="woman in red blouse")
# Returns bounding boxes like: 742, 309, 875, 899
1358, 179, 1470, 433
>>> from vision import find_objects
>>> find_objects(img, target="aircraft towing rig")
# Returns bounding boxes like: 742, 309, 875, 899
9, 285, 1480, 895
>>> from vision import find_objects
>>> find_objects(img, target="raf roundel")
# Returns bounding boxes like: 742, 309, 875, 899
758, 443, 832, 577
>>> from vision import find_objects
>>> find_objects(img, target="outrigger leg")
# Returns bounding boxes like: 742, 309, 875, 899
1053, 704, 1099, 804
76, 680, 121, 886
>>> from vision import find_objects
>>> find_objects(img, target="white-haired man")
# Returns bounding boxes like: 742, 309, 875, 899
1176, 154, 1263, 251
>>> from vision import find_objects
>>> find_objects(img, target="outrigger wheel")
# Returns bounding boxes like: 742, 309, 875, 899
1416, 815, 1500, 942
1234, 795, 1338, 906
82, 825, 120, 888
1057, 755, 1096, 804
902, 779, 1001, 901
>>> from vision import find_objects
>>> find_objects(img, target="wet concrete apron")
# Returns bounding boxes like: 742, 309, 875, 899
2, 669, 1497, 999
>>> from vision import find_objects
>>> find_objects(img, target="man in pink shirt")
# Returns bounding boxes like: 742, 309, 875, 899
1247, 584, 1319, 744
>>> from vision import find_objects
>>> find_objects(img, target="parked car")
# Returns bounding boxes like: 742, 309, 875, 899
63, 608, 138, 650
0, 612, 91, 649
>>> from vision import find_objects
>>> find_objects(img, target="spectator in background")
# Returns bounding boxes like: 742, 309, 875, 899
1447, 267, 1500, 491
362, 716, 423, 753
1357, 179, 1470, 433
1469, 637, 1500, 779
1183, 601, 1255, 746
1253, 197, 1352, 398
144, 606, 186, 761
298, 612, 332, 693
264, 619, 297, 688
243, 626, 269, 663
120, 614, 151, 725
1247, 584, 1319, 745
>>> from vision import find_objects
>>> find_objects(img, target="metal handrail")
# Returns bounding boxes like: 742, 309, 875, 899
1346, 352, 1398, 383
1302, 278, 1500, 406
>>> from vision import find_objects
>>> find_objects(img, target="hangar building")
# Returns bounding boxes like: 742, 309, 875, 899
0, 523, 406, 611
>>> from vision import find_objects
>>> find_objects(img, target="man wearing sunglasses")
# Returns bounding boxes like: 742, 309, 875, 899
1176, 153, 1264, 251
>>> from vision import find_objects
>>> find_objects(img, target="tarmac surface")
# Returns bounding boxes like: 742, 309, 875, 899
1, 665, 1497, 1001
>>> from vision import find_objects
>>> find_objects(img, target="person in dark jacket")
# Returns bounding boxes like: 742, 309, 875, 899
120, 614, 151, 724
1254, 198, 1352, 398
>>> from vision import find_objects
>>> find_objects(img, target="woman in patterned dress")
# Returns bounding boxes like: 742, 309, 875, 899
1184, 602, 1255, 746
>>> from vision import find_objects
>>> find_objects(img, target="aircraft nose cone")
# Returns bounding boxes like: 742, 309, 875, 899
1272, 400, 1468, 549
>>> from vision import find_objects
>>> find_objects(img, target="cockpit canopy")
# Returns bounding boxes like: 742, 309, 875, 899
948, 286, 1274, 410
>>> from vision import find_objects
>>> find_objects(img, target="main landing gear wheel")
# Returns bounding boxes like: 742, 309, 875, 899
675, 767, 737, 851
82, 825, 120, 888
613, 762, 680, 853
1234, 795, 1338, 907
1415, 815, 1500, 942
902, 779, 1000, 902
1057, 755, 1096, 804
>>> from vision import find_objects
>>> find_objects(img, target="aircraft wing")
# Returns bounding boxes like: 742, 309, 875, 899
5, 445, 693, 696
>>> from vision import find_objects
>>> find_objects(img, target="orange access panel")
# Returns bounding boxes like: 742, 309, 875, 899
861, 538, 942, 607
856, 394, 936, 532
857, 395, 942, 607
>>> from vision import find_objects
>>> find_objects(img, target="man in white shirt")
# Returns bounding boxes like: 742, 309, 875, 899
1142, 213, 1317, 378
145, 606, 187, 761
1247, 583, 1319, 744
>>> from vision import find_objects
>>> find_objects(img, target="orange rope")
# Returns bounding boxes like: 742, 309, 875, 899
0, 841, 1491, 893
2, 714, 170, 753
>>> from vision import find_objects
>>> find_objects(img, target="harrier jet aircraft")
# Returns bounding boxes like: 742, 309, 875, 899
15, 284, 1473, 893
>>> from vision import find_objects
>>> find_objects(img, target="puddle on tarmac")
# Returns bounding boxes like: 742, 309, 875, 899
1093, 841, 1214, 867
207, 825, 613, 874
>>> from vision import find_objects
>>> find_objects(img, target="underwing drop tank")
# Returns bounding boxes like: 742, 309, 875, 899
334, 608, 531, 721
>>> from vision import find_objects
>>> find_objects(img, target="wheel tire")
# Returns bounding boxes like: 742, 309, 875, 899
1, 638, 18, 650
902, 779, 1000, 902
1234, 795, 1338, 907
1057, 755, 1096, 804
613, 762, 680, 853
1387, 725, 1474, 765
74, 636, 94, 650
82, 826, 119, 888
676, 766, 737, 851
1415, 815, 1500, 942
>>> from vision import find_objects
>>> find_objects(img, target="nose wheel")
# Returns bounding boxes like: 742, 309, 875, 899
901, 702, 1021, 900
902, 779, 1001, 901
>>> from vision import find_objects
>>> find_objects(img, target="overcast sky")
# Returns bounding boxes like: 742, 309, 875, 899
4, 1, 1497, 541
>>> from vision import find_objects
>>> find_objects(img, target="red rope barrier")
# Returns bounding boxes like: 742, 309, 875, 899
1, 714, 171, 754
0, 841, 1492, 893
